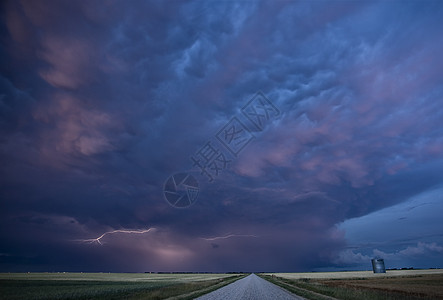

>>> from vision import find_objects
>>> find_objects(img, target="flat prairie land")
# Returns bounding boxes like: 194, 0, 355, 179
0, 273, 244, 300
320, 273, 443, 299
0, 272, 237, 282
267, 268, 443, 279
263, 269, 443, 300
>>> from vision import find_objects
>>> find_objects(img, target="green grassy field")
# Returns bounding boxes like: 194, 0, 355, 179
0, 273, 245, 300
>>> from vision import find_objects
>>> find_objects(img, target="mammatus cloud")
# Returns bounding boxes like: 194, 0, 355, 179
38, 36, 96, 89
33, 93, 118, 158
1, 0, 442, 272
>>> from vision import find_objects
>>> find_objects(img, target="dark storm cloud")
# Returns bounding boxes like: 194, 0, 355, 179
1, 0, 443, 272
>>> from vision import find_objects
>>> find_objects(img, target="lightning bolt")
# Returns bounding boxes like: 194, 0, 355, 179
200, 234, 259, 241
76, 228, 156, 245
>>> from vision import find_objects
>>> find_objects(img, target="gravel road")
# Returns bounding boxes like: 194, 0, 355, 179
196, 273, 304, 300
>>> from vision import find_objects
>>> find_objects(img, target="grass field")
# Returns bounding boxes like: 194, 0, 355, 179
0, 273, 245, 300
262, 269, 443, 300
266, 268, 443, 279
0, 272, 238, 282
3, 270, 442, 299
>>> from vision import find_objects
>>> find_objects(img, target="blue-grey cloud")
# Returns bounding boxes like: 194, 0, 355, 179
1, 0, 442, 272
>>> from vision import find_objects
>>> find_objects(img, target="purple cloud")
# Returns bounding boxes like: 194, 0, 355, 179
1, 0, 443, 272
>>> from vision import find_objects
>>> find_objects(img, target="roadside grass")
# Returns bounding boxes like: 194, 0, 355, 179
260, 274, 442, 300
259, 275, 338, 300
0, 274, 246, 300
164, 274, 247, 300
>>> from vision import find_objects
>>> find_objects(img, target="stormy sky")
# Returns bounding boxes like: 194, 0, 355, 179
1, 0, 443, 272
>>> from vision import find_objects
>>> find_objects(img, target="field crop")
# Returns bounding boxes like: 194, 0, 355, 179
266, 268, 443, 280
0, 273, 245, 300
262, 269, 443, 300
0, 272, 237, 282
